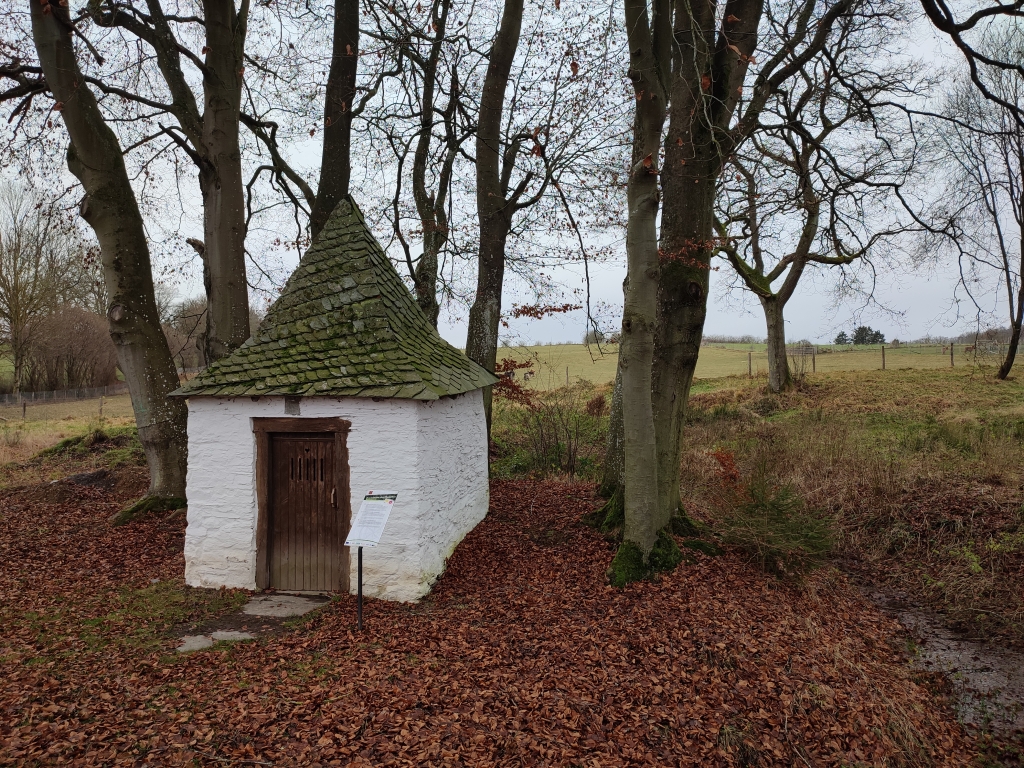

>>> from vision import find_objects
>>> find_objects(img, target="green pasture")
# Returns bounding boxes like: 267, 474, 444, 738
497, 343, 999, 389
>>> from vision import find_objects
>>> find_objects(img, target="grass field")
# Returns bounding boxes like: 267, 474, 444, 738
498, 342, 1001, 388
0, 394, 134, 473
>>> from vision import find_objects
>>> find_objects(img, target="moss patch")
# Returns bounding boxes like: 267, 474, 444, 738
608, 530, 684, 587
36, 425, 144, 468
682, 539, 723, 557
582, 484, 624, 535
79, 581, 248, 653
669, 509, 705, 537
111, 495, 187, 526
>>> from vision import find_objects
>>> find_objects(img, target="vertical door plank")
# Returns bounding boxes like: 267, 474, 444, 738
268, 431, 348, 593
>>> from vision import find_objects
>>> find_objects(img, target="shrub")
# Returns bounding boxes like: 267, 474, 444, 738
1, 426, 22, 447
491, 383, 608, 480
24, 307, 119, 391
711, 453, 833, 575
585, 393, 608, 417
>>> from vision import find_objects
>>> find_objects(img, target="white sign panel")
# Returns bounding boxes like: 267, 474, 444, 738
345, 491, 398, 547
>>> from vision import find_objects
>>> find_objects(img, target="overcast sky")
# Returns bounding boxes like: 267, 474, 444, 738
433, 243, 972, 348
425, 14, 998, 348
19, 6, 996, 349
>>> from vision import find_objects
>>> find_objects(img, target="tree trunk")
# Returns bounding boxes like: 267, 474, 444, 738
310, 0, 359, 241
465, 0, 523, 431
200, 0, 252, 363
762, 295, 793, 392
651, 165, 716, 526
466, 226, 509, 430
409, 0, 454, 328
605, 0, 684, 585
12, 330, 26, 394
620, 143, 662, 557
997, 285, 1024, 379
31, 0, 187, 504
414, 244, 441, 327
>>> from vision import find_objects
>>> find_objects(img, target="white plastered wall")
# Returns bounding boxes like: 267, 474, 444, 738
182, 390, 489, 601
414, 392, 490, 592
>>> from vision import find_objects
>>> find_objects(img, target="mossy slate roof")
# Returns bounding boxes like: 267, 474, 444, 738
171, 198, 496, 400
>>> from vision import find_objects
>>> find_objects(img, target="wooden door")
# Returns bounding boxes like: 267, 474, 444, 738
269, 433, 346, 591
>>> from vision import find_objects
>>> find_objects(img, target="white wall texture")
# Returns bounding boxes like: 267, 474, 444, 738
183, 390, 489, 601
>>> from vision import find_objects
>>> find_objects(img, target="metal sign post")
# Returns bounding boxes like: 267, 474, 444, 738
345, 491, 397, 632
357, 546, 363, 631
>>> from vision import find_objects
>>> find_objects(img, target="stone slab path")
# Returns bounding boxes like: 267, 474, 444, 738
243, 594, 329, 618
176, 593, 331, 653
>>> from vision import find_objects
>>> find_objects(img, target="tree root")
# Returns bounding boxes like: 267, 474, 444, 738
582, 485, 624, 536
110, 495, 186, 526
607, 530, 684, 587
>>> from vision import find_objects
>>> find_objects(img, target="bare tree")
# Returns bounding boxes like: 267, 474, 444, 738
2, 0, 257, 364
11, 0, 188, 510
0, 186, 89, 391
716, 14, 917, 392
930, 30, 1024, 379
25, 307, 119, 391
81, 0, 253, 363
358, 0, 471, 327
916, 0, 1024, 126
324, 0, 627, 426
465, 0, 527, 431
464, 0, 628, 430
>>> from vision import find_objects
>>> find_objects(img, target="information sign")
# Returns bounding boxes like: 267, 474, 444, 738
345, 491, 397, 547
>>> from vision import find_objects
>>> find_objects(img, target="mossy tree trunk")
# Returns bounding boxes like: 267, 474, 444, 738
605, 0, 686, 586
648, 0, 762, 539
31, 0, 187, 504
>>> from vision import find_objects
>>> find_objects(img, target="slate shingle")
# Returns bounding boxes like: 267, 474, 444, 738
171, 198, 496, 400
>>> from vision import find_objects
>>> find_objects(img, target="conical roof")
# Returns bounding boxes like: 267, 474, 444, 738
172, 198, 496, 400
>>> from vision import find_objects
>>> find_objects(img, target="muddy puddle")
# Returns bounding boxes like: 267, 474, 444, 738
867, 589, 1024, 735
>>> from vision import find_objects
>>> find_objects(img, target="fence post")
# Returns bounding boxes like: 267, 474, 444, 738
950, 344, 954, 367
882, 345, 886, 370
748, 351, 752, 378
566, 366, 569, 386
22, 402, 26, 420
812, 347, 816, 373
100, 396, 104, 418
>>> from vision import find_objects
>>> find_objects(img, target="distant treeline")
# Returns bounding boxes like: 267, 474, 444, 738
558, 326, 1024, 348
703, 335, 767, 345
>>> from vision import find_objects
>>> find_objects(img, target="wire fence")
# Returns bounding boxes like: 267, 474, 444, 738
778, 342, 1010, 377
0, 382, 129, 406
503, 342, 1019, 390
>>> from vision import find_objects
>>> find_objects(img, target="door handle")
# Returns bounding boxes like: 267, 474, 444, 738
331, 487, 337, 508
